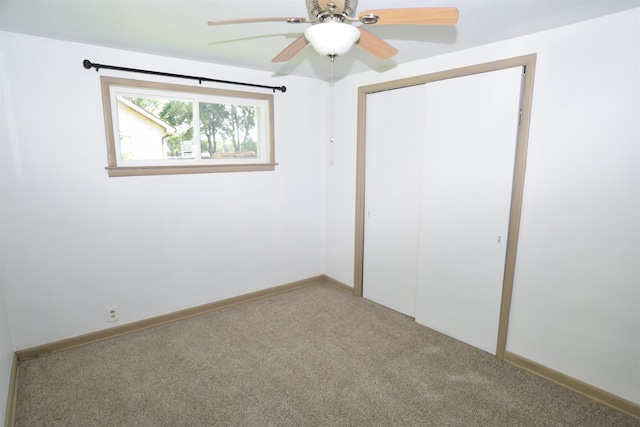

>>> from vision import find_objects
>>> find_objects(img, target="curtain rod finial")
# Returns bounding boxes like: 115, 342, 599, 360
83, 59, 93, 69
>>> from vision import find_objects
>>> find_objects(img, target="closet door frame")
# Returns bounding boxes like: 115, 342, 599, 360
353, 54, 537, 359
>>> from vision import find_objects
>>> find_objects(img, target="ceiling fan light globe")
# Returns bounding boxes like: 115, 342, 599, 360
304, 22, 360, 57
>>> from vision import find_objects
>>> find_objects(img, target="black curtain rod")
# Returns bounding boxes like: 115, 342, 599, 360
83, 60, 286, 93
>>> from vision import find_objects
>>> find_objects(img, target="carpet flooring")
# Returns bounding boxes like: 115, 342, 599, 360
14, 283, 640, 426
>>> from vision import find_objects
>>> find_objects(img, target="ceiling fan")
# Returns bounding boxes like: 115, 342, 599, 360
208, 0, 459, 63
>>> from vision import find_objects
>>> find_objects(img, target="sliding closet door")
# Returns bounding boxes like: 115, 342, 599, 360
362, 85, 426, 317
414, 67, 523, 354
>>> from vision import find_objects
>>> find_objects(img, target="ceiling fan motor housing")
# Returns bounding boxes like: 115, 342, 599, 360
306, 0, 358, 20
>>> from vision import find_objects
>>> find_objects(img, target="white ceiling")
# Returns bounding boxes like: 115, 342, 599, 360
1, 0, 638, 81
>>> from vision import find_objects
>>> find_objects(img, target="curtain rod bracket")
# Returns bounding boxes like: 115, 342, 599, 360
82, 59, 287, 93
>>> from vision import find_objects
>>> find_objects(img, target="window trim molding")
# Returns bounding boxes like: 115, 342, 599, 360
100, 76, 276, 177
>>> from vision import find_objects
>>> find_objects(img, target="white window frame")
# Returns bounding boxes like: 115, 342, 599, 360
100, 76, 276, 177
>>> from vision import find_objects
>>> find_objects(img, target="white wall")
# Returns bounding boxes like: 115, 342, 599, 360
0, 49, 17, 425
0, 32, 327, 350
324, 8, 639, 404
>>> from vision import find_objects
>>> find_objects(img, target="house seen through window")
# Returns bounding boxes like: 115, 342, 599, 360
100, 77, 275, 177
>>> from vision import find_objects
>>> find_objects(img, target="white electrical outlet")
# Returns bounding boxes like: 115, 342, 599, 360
106, 306, 119, 323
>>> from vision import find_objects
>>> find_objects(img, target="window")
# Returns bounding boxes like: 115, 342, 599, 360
100, 76, 275, 177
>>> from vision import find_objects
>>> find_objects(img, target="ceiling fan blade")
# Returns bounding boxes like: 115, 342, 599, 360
359, 7, 459, 25
272, 35, 309, 63
208, 17, 308, 26
356, 27, 398, 60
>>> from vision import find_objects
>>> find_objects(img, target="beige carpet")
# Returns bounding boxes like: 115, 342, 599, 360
15, 283, 640, 426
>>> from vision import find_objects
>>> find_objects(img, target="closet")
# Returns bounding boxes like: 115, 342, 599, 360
363, 65, 524, 355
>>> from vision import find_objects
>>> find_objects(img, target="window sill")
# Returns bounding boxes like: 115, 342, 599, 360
105, 163, 277, 177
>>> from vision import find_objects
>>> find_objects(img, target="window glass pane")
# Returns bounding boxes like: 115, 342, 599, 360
115, 95, 194, 162
199, 102, 260, 160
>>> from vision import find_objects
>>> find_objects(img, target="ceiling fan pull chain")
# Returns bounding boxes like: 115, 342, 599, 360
330, 59, 335, 144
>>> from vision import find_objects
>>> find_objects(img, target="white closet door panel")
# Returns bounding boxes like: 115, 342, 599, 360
363, 85, 426, 317
415, 67, 523, 354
